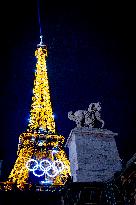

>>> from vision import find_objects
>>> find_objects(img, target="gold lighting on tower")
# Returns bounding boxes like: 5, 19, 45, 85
28, 36, 55, 133
4, 36, 70, 191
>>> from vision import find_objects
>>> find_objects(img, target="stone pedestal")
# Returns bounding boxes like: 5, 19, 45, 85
66, 128, 122, 182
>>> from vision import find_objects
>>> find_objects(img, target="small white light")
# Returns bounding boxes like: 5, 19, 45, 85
52, 114, 55, 118
38, 141, 43, 146
40, 180, 52, 184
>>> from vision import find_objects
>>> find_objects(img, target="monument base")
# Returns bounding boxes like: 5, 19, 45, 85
66, 127, 122, 182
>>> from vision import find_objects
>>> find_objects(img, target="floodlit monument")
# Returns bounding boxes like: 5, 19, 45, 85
67, 102, 122, 183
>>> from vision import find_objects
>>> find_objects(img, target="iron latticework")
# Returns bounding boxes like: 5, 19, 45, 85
3, 38, 70, 191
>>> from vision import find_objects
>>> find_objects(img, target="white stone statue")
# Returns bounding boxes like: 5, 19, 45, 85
68, 102, 104, 128
68, 110, 85, 128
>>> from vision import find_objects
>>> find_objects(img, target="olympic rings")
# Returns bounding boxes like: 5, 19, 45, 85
26, 159, 38, 171
26, 159, 64, 178
33, 165, 45, 177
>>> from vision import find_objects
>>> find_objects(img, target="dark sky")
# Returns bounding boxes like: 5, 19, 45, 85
0, 1, 136, 177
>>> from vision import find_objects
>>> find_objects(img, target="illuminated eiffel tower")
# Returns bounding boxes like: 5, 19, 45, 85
5, 36, 70, 190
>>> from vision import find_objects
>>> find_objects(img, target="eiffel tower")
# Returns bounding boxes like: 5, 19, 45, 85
4, 36, 70, 191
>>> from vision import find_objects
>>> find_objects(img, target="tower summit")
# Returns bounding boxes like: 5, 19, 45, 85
4, 36, 70, 191
28, 35, 55, 133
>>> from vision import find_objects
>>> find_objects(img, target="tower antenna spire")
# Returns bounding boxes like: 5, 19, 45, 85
37, 0, 44, 45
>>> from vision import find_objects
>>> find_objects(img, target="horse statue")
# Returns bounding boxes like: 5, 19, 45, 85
68, 102, 104, 129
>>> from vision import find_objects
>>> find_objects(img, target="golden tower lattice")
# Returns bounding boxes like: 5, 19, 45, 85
6, 36, 70, 190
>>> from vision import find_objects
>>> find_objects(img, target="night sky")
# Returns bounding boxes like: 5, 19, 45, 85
0, 1, 136, 178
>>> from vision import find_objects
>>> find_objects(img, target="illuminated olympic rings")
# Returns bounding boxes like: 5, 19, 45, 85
26, 159, 64, 178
